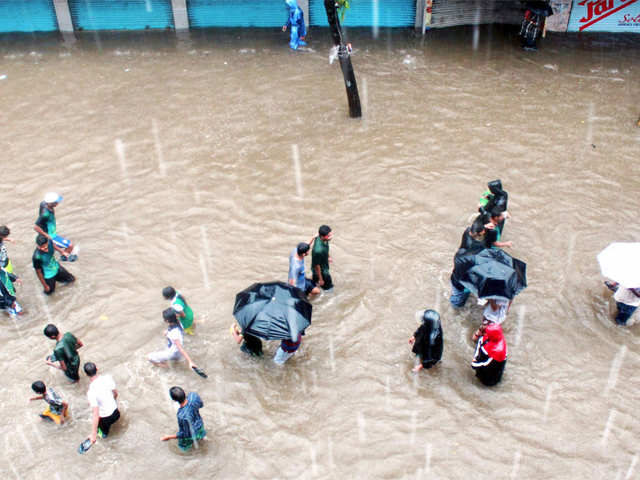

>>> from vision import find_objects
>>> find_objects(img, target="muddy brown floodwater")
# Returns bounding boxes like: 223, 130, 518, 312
0, 25, 639, 480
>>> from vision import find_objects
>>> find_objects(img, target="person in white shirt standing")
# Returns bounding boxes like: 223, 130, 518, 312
84, 362, 120, 444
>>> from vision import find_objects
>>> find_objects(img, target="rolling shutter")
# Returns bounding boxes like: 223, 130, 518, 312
68, 0, 174, 31
431, 0, 522, 28
0, 0, 58, 32
187, 0, 288, 27
309, 0, 416, 27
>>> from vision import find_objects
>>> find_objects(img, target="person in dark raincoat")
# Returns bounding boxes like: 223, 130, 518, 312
519, 2, 553, 51
471, 323, 507, 386
282, 0, 307, 50
409, 309, 443, 373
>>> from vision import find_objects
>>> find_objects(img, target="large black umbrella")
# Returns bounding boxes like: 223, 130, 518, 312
454, 247, 527, 301
233, 281, 312, 341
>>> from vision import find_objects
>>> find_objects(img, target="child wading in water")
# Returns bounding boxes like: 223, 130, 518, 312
30, 381, 69, 424
163, 286, 195, 335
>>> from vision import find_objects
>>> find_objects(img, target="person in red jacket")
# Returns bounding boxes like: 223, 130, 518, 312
471, 323, 507, 386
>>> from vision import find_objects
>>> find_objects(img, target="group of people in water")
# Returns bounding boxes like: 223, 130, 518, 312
407, 180, 511, 386
230, 225, 334, 364
0, 193, 204, 452
3, 180, 636, 452
5, 192, 335, 452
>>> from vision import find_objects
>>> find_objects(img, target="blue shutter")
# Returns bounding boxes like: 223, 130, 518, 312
187, 0, 289, 27
310, 0, 416, 27
69, 0, 174, 30
0, 0, 58, 32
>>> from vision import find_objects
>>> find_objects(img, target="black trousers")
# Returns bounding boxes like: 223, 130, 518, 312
98, 408, 121, 437
44, 266, 75, 295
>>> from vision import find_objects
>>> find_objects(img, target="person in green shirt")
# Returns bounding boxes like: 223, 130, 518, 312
34, 192, 77, 261
0, 266, 22, 317
44, 324, 83, 382
0, 225, 15, 273
311, 225, 333, 290
163, 286, 195, 334
32, 235, 75, 295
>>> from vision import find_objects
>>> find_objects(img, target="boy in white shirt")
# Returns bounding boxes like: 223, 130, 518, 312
84, 362, 120, 444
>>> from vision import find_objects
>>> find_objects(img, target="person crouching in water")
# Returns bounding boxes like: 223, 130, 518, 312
471, 323, 507, 386
282, 0, 307, 50
148, 309, 200, 372
408, 309, 443, 373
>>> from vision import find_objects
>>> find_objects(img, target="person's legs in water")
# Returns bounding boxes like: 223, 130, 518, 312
44, 277, 56, 295
289, 25, 300, 49
450, 281, 470, 308
97, 409, 120, 438
54, 266, 75, 285
177, 426, 206, 451
64, 366, 80, 383
320, 273, 333, 291
304, 278, 320, 296
240, 333, 263, 357
615, 302, 637, 325
274, 346, 295, 365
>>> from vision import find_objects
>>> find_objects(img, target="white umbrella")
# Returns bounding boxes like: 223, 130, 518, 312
597, 242, 640, 288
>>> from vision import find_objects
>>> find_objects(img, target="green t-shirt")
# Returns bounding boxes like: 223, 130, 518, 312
52, 332, 80, 376
36, 203, 57, 237
173, 295, 194, 330
0, 269, 15, 296
478, 189, 491, 208
312, 239, 330, 276
32, 241, 60, 279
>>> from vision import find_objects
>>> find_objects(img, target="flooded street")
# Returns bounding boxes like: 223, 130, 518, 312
1, 26, 639, 479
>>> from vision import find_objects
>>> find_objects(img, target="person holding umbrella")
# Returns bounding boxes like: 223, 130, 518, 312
605, 282, 640, 326
598, 242, 640, 326
233, 281, 312, 363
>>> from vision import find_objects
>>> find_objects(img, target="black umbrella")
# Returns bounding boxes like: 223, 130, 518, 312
454, 247, 527, 301
233, 281, 312, 341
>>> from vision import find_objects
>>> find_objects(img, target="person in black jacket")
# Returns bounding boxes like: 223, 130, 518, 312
409, 309, 443, 373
